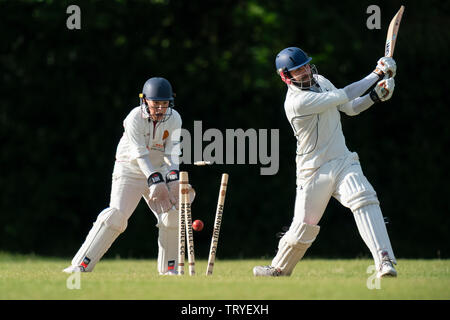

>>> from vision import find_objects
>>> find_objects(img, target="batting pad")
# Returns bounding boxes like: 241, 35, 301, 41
353, 204, 397, 269
72, 207, 127, 272
334, 169, 380, 212
272, 222, 320, 275
156, 208, 179, 274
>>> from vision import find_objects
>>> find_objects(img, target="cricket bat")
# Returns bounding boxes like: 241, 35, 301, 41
385, 5, 405, 57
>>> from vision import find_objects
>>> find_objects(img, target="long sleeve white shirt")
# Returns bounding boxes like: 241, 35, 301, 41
284, 75, 354, 170
113, 106, 182, 179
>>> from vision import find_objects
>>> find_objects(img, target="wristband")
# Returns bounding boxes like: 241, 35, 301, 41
147, 172, 164, 187
369, 89, 381, 103
166, 170, 180, 183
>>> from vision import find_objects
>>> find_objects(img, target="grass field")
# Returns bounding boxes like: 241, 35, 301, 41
0, 252, 449, 300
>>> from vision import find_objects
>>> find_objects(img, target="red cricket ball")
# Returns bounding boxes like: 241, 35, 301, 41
192, 219, 204, 232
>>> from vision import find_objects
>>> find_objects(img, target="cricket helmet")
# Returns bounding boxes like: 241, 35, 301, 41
139, 77, 174, 122
275, 47, 317, 89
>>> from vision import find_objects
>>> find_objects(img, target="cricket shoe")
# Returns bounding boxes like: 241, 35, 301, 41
253, 265, 282, 277
376, 257, 397, 278
62, 265, 86, 273
161, 270, 178, 276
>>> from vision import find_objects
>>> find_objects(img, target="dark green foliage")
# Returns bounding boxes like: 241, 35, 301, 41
1, 0, 448, 259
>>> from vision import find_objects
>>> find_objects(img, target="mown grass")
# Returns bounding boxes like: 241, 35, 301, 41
0, 253, 448, 300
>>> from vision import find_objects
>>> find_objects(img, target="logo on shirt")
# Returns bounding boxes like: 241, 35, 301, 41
151, 143, 164, 152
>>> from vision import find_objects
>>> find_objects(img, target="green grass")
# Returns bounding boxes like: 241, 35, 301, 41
0, 253, 449, 300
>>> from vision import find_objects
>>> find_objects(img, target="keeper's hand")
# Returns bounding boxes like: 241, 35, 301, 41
373, 57, 397, 79
148, 172, 172, 214
370, 78, 395, 103
166, 169, 180, 210
165, 170, 196, 210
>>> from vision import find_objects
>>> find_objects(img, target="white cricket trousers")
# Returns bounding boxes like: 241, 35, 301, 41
71, 166, 179, 274
293, 152, 396, 267
109, 172, 179, 274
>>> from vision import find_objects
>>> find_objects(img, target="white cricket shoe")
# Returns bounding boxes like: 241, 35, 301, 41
376, 258, 397, 278
62, 265, 85, 273
161, 270, 178, 276
253, 265, 282, 277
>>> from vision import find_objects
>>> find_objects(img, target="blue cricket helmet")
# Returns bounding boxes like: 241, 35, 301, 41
139, 77, 174, 122
141, 77, 174, 101
275, 47, 317, 88
275, 47, 312, 73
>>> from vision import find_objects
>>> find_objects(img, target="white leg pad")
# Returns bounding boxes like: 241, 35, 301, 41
156, 208, 179, 274
335, 169, 380, 212
353, 204, 397, 269
71, 207, 127, 272
272, 222, 320, 275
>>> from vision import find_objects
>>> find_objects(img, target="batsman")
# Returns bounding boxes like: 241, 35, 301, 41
63, 77, 194, 275
254, 47, 398, 278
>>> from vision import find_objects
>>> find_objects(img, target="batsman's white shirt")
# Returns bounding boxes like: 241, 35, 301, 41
114, 107, 182, 179
284, 75, 352, 172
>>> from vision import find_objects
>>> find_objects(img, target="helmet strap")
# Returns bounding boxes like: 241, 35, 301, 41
143, 96, 151, 115
139, 93, 152, 120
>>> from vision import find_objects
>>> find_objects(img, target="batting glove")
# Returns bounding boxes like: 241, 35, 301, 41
370, 78, 395, 103
373, 57, 397, 79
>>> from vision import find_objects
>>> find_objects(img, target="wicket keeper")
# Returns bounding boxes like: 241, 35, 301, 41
63, 77, 194, 275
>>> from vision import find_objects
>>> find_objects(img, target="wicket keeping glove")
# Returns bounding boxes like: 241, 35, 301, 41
148, 172, 172, 214
165, 170, 196, 210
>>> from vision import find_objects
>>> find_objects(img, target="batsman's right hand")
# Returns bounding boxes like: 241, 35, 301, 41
370, 78, 395, 103
148, 172, 172, 214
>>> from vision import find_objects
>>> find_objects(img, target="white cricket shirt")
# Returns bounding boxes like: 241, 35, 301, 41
284, 75, 352, 171
113, 106, 182, 179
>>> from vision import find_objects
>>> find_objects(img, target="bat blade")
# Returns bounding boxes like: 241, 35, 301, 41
385, 5, 405, 57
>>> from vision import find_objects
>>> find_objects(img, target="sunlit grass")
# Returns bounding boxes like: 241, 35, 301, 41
0, 253, 448, 300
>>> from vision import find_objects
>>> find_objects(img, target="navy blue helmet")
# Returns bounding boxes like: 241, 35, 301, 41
139, 77, 174, 122
275, 47, 317, 89
275, 47, 312, 73
142, 77, 174, 101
